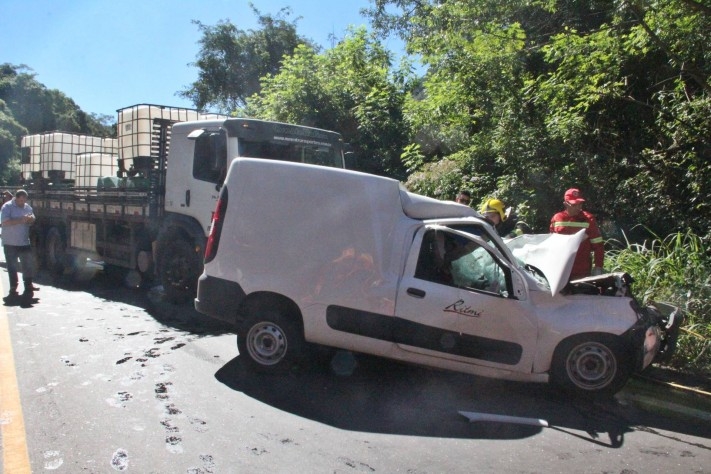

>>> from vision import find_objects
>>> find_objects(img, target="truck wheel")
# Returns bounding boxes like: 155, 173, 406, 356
45, 227, 66, 275
237, 310, 306, 373
159, 239, 199, 303
551, 334, 631, 396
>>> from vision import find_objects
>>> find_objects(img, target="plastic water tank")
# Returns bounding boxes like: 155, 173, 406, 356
76, 153, 118, 188
117, 105, 202, 161
20, 134, 42, 180
40, 132, 79, 180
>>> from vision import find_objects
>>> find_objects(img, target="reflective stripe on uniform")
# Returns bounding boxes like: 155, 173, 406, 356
590, 236, 603, 244
552, 221, 590, 229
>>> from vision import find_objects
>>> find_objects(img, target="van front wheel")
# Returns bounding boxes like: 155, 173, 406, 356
237, 310, 305, 373
551, 334, 631, 396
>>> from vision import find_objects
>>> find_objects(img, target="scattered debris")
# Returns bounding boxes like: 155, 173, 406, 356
459, 410, 549, 427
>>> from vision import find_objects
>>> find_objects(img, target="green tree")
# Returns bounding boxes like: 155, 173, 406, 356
246, 27, 411, 178
0, 64, 114, 137
0, 63, 115, 186
366, 0, 711, 237
0, 98, 27, 183
180, 5, 315, 112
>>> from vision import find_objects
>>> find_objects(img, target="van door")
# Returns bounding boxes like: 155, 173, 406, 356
394, 226, 537, 372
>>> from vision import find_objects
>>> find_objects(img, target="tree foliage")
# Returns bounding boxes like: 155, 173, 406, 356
365, 0, 711, 238
179, 5, 315, 113
0, 63, 114, 185
246, 28, 411, 178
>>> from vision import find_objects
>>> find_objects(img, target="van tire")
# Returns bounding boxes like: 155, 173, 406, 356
551, 333, 631, 397
237, 310, 305, 373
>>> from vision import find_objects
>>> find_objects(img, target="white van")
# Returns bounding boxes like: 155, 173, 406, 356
195, 159, 681, 395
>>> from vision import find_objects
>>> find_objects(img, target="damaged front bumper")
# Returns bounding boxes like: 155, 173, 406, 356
626, 300, 684, 372
647, 301, 684, 364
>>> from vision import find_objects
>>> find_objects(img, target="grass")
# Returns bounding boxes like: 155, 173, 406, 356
606, 230, 711, 376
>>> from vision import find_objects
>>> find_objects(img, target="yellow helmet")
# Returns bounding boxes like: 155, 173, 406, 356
480, 199, 506, 221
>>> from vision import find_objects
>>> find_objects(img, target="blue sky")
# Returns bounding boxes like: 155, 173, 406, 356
1, 0, 396, 118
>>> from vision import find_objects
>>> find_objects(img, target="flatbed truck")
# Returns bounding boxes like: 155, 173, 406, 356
20, 104, 346, 302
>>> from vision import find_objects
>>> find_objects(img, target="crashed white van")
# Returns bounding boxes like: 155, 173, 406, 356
195, 159, 682, 395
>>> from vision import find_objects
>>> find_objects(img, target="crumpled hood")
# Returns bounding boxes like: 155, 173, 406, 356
505, 230, 587, 296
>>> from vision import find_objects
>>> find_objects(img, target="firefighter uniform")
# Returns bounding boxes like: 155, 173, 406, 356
550, 189, 604, 280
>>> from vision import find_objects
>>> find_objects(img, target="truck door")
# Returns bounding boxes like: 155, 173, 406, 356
394, 226, 537, 373
166, 127, 227, 235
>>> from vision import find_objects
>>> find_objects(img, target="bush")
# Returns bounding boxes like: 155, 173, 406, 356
606, 230, 711, 375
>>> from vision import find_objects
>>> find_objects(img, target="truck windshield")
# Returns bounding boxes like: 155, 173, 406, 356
224, 118, 345, 169
238, 139, 343, 168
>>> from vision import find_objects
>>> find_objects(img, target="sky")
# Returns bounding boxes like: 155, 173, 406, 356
1, 0, 397, 119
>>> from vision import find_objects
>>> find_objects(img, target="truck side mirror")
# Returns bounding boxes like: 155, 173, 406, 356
344, 151, 357, 170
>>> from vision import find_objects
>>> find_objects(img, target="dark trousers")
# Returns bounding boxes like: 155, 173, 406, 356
3, 245, 35, 295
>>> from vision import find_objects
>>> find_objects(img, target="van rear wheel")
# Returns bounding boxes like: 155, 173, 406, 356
237, 310, 305, 373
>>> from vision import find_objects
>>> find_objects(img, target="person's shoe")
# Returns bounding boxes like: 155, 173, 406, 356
20, 292, 34, 308
3, 292, 20, 304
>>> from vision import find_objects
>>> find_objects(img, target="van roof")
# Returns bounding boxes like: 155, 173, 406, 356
399, 186, 479, 220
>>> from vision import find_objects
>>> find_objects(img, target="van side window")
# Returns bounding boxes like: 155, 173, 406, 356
193, 130, 227, 184
415, 230, 452, 285
415, 229, 510, 297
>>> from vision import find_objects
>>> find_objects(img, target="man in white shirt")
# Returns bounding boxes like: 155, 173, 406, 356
1, 189, 37, 306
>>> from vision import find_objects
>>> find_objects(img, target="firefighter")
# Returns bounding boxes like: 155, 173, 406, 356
549, 188, 604, 280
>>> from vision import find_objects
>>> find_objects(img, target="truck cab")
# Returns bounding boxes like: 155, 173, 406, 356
165, 118, 346, 237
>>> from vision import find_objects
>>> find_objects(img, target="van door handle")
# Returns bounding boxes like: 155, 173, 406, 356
185, 190, 191, 207
407, 288, 426, 298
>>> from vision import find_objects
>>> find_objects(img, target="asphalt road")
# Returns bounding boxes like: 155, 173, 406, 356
1, 260, 710, 473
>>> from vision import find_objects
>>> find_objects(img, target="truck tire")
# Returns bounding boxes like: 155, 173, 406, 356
551, 333, 631, 397
45, 227, 66, 275
237, 309, 306, 374
159, 239, 200, 303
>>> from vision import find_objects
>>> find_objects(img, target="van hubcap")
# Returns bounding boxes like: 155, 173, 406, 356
246, 322, 287, 366
566, 342, 616, 389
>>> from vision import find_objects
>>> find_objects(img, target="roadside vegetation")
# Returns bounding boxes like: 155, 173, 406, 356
607, 231, 711, 375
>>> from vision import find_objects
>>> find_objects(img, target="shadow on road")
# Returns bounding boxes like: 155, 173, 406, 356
215, 352, 711, 446
3, 263, 233, 337
6, 262, 711, 447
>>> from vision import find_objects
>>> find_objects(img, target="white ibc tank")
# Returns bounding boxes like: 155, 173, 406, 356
40, 132, 80, 180
20, 134, 42, 180
101, 138, 118, 156
199, 113, 229, 120
117, 104, 202, 161
39, 132, 110, 181
76, 153, 118, 188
